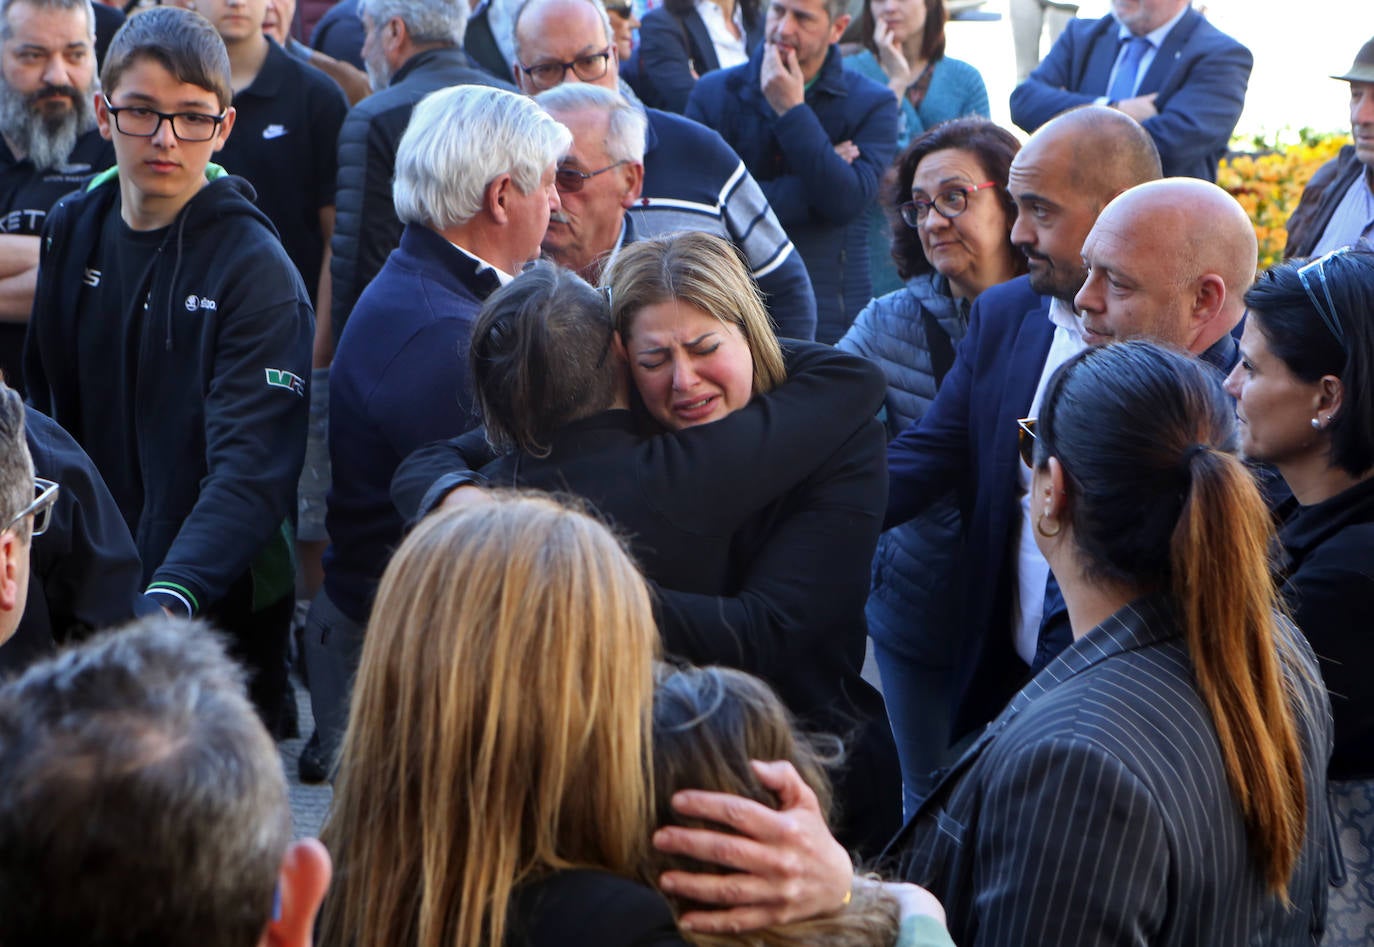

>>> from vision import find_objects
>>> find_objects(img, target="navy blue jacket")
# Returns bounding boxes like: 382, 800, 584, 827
1009, 9, 1252, 181
0, 407, 157, 675
25, 168, 312, 618
330, 46, 514, 342
637, 5, 764, 114
687, 44, 896, 343
323, 224, 498, 624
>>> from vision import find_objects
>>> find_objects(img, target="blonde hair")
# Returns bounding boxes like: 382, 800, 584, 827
645, 665, 899, 947
604, 231, 787, 395
319, 493, 661, 947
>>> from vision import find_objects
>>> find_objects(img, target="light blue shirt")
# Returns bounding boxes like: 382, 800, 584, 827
1311, 169, 1374, 256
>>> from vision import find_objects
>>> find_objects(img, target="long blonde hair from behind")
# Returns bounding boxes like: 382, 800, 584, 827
604, 231, 788, 396
318, 493, 661, 947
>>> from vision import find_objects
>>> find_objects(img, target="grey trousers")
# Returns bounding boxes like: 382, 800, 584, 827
302, 588, 367, 769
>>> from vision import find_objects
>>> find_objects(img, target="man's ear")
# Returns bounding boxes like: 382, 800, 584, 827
487, 173, 514, 224
259, 838, 332, 947
1188, 273, 1227, 346
620, 161, 645, 208
828, 13, 851, 44
95, 91, 113, 141
212, 105, 237, 153
0, 531, 20, 614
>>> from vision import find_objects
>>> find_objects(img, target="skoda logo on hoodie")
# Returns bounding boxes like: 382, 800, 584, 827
184, 295, 218, 313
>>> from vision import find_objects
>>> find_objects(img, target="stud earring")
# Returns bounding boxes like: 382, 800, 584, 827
1311, 417, 1322, 430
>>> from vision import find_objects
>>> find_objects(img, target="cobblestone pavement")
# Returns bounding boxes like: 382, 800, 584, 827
281, 676, 332, 839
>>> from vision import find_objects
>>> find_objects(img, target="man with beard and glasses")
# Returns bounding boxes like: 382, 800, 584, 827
0, 0, 110, 392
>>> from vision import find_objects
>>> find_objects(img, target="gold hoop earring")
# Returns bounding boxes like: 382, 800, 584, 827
1036, 514, 1061, 538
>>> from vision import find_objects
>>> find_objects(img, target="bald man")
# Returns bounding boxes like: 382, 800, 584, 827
884, 105, 1163, 744
1076, 177, 1256, 357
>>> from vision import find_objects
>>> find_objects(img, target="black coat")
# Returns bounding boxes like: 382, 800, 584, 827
394, 341, 902, 854
506, 871, 685, 947
1277, 476, 1374, 780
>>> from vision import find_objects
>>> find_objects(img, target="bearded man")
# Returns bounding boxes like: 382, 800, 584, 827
0, 0, 111, 391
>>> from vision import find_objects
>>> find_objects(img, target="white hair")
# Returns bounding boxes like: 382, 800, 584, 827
535, 83, 646, 163
512, 0, 613, 63
393, 85, 572, 231
357, 0, 465, 45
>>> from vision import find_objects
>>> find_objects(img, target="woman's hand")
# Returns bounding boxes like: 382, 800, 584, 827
652, 760, 854, 933
874, 20, 914, 90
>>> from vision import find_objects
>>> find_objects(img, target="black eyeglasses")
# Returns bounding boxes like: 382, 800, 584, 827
1296, 247, 1350, 349
1017, 417, 1037, 468
517, 48, 613, 90
555, 160, 629, 193
102, 96, 227, 142
900, 181, 998, 228
4, 478, 58, 537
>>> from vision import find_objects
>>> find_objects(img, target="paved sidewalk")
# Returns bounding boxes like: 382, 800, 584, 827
281, 678, 332, 839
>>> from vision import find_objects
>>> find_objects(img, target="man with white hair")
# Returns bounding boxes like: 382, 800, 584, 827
536, 83, 644, 282
0, 0, 111, 390
329, 0, 513, 345
306, 85, 569, 779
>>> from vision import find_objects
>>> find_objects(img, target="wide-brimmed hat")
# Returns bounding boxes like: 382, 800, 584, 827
1333, 38, 1374, 82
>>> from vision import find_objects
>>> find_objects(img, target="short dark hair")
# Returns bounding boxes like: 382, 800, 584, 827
861, 0, 943, 62
0, 380, 32, 540
1244, 247, 1374, 478
0, 616, 291, 947
100, 6, 233, 111
469, 262, 620, 457
884, 117, 1024, 281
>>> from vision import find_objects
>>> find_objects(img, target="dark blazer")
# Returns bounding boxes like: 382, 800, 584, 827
885, 275, 1054, 739
637, 5, 764, 114
1277, 476, 1374, 780
394, 342, 901, 855
506, 870, 685, 947
892, 595, 1334, 946
1008, 9, 1252, 181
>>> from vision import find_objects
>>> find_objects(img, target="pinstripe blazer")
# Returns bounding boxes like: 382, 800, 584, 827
891, 595, 1334, 946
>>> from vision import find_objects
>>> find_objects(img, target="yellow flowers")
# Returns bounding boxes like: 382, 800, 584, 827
1218, 132, 1352, 270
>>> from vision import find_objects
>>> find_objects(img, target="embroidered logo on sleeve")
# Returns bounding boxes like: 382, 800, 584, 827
265, 368, 305, 396
184, 294, 217, 312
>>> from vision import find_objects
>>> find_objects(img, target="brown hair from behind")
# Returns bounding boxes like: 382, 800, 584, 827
605, 231, 787, 395
645, 664, 899, 947
319, 492, 662, 947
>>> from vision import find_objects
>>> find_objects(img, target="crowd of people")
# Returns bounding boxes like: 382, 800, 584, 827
0, 0, 1371, 943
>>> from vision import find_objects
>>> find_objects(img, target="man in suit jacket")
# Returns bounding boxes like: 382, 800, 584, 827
887, 110, 1263, 748
1009, 0, 1251, 181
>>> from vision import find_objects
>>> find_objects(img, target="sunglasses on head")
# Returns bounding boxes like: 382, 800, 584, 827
603, 0, 633, 16
1017, 417, 1037, 468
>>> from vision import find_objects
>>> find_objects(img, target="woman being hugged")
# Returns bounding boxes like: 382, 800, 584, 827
836, 117, 1022, 812
1225, 246, 1374, 944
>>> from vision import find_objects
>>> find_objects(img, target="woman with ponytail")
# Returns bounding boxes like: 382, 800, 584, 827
1226, 246, 1374, 944
648, 341, 1334, 945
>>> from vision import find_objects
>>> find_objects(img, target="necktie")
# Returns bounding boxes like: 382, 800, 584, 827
1108, 36, 1151, 102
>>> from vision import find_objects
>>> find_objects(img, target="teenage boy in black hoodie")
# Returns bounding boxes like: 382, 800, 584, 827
24, 5, 313, 734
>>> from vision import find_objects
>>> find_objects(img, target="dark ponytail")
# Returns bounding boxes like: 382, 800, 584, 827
1038, 341, 1307, 897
